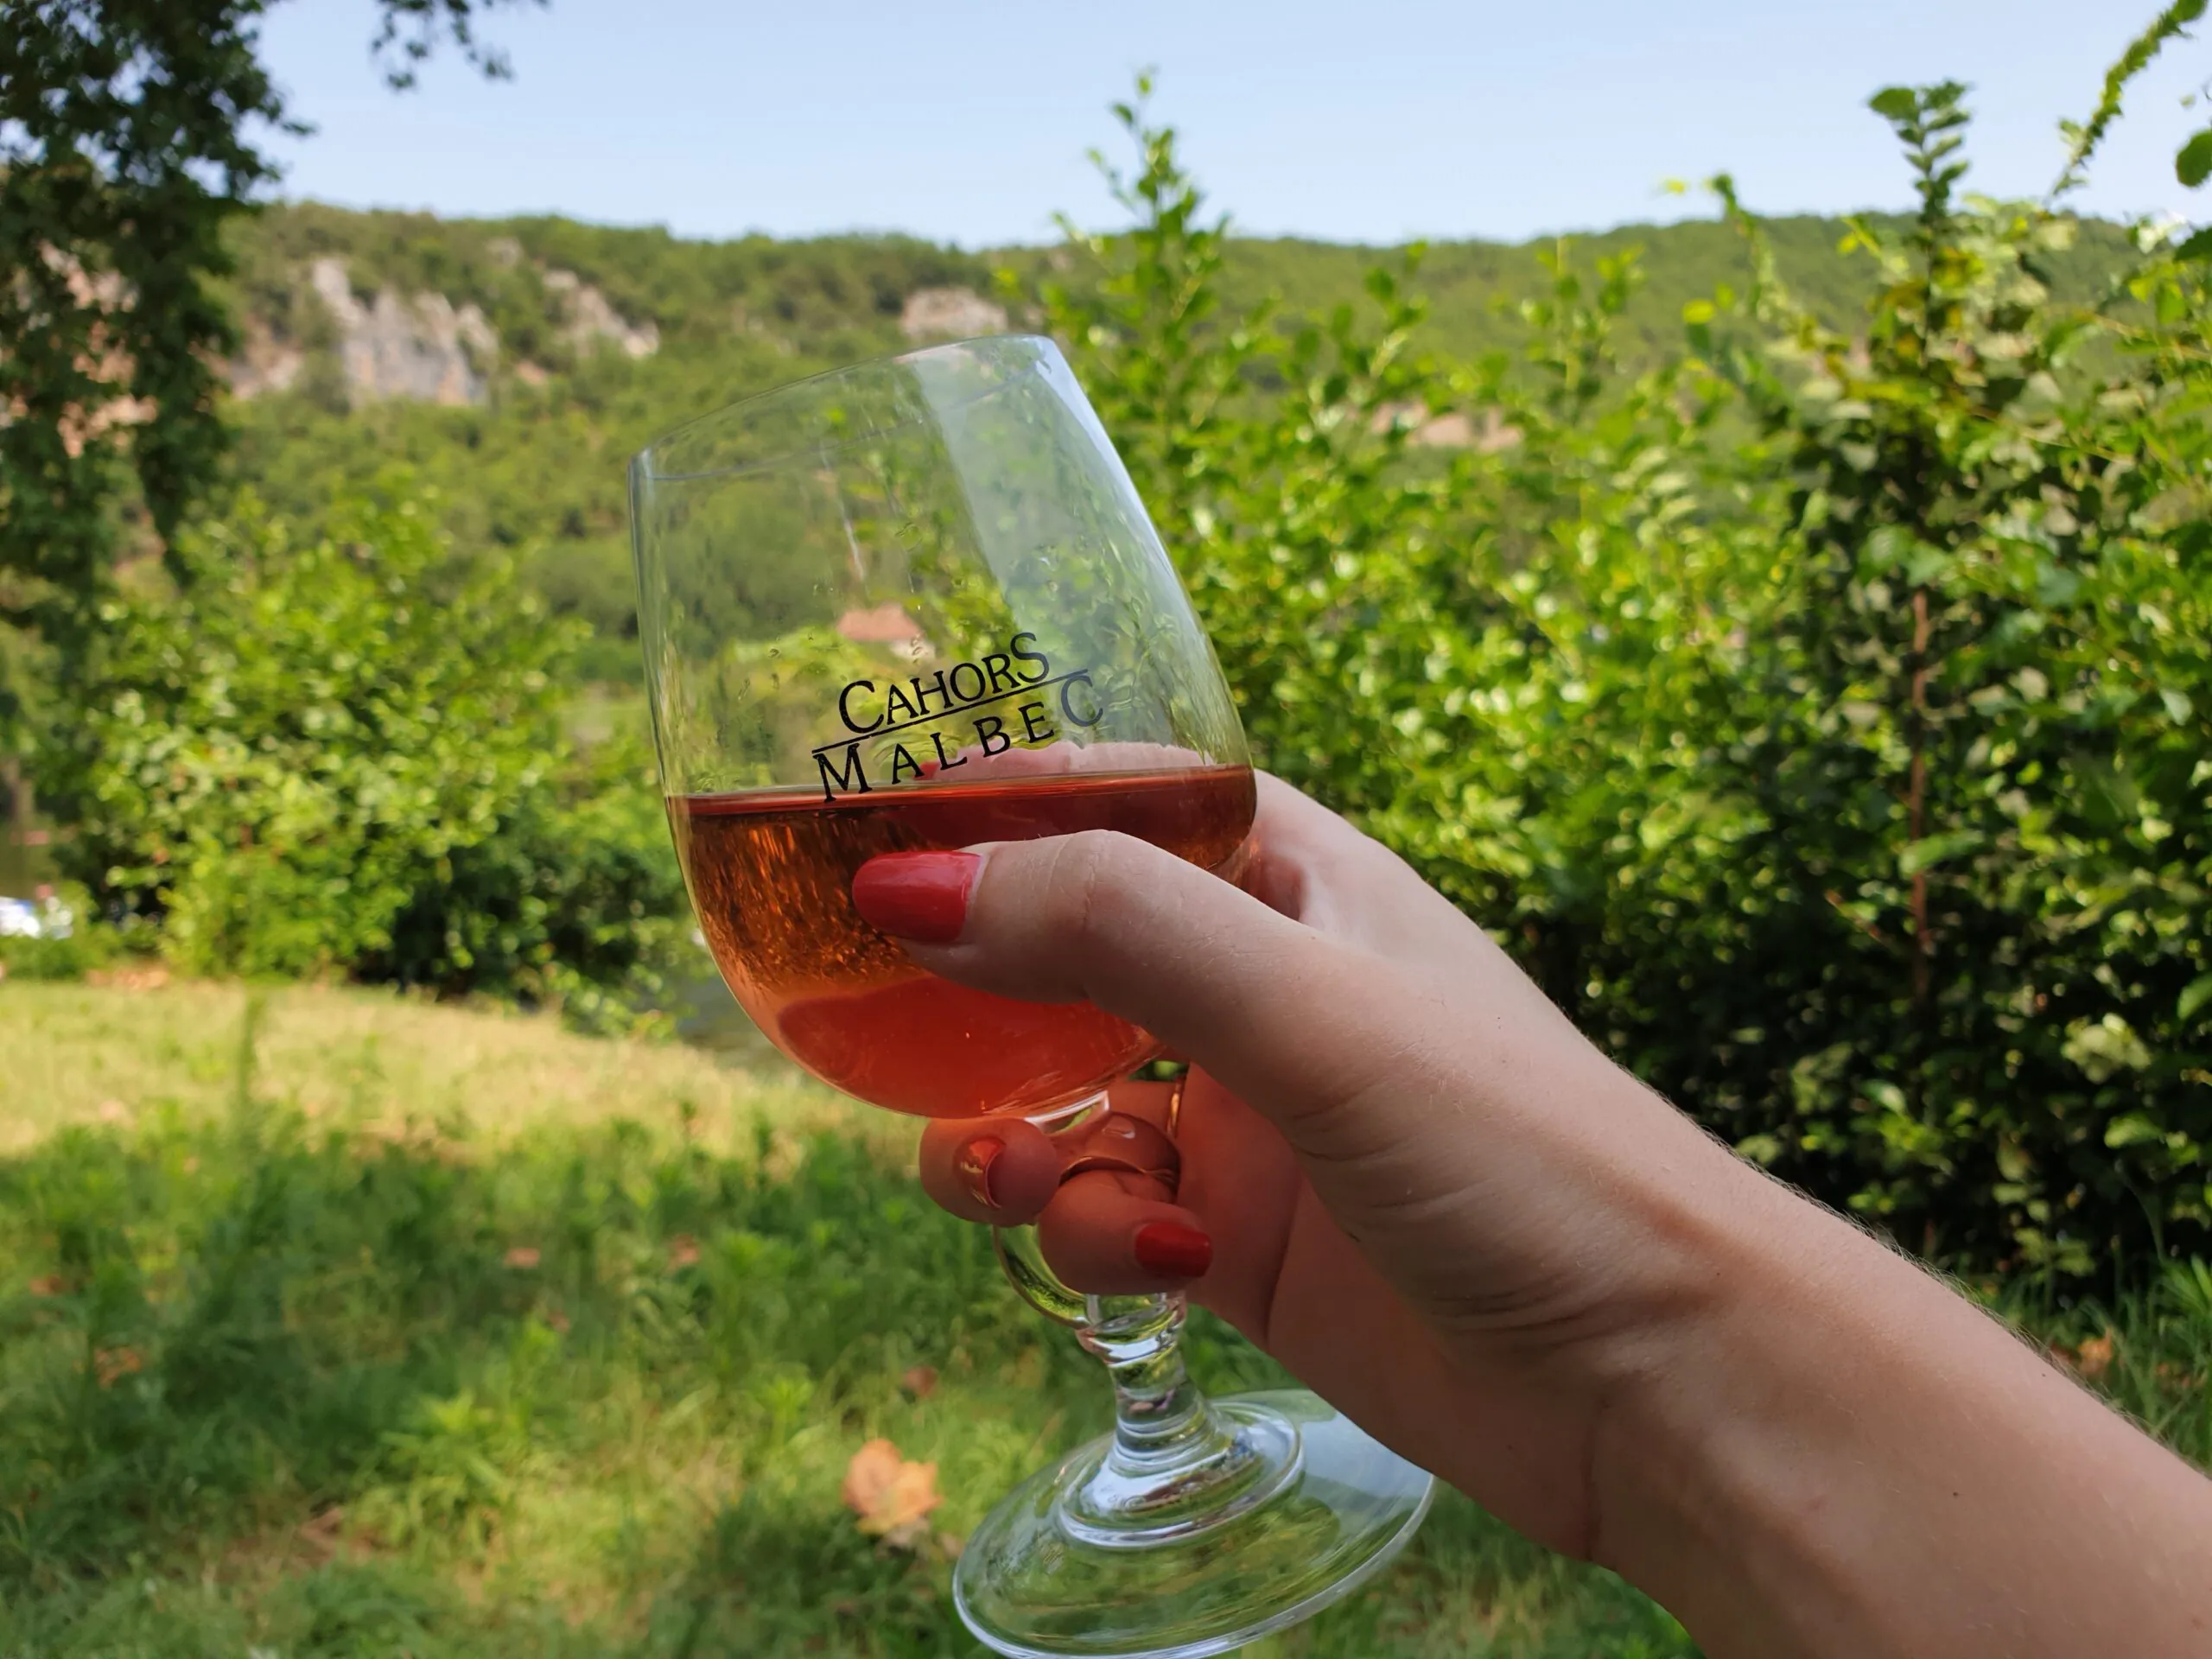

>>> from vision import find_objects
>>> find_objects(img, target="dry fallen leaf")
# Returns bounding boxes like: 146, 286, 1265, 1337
899, 1364, 938, 1401
504, 1246, 542, 1270
842, 1438, 942, 1548
842, 1440, 902, 1516
2075, 1332, 2115, 1381
27, 1274, 66, 1297
296, 1506, 346, 1562
94, 1346, 144, 1387
666, 1235, 702, 1270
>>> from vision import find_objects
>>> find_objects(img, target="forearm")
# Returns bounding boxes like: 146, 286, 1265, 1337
1593, 1165, 2212, 1657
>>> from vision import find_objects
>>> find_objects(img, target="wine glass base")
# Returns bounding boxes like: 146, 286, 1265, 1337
953, 1389, 1434, 1659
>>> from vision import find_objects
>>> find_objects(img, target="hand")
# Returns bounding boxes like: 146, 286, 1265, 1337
859, 772, 2212, 1659
876, 773, 1758, 1560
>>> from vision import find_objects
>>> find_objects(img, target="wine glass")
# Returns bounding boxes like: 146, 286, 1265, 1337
629, 335, 1432, 1659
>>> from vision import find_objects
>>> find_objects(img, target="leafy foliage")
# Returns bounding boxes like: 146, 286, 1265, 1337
0, 0, 541, 749
1664, 93, 2212, 1273
1040, 83, 2212, 1277
201, 194, 2135, 688
371, 0, 547, 89
45, 487, 685, 1020
0, 882, 122, 982
2069, 0, 2212, 261
14, 8, 2210, 1281
2060, 1, 2204, 196
0, 0, 286, 702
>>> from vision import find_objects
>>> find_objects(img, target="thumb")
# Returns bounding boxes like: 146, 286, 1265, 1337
851, 831, 1433, 1149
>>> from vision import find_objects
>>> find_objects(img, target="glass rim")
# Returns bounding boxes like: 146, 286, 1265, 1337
629, 332, 1055, 485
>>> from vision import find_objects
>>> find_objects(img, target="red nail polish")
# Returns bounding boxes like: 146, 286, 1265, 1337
956, 1136, 1005, 1210
1133, 1221, 1212, 1279
851, 851, 980, 943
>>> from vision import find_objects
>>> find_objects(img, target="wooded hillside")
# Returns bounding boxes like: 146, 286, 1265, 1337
215, 200, 2138, 681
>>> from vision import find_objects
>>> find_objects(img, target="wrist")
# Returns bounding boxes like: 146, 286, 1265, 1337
1579, 1156, 1890, 1647
1577, 1138, 2212, 1659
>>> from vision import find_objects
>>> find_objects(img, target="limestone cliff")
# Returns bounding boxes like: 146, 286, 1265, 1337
310, 257, 498, 406
899, 287, 1008, 341
226, 251, 662, 407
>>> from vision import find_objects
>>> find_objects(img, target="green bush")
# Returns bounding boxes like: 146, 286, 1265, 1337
41, 486, 686, 1021
1036, 85, 2212, 1277
0, 883, 129, 982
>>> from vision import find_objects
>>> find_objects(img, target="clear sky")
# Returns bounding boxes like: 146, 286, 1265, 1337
256, 1, 2211, 248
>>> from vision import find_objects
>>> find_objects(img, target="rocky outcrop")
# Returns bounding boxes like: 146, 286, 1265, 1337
543, 268, 660, 359
899, 287, 1007, 341
226, 321, 305, 398
225, 251, 662, 404
308, 257, 497, 407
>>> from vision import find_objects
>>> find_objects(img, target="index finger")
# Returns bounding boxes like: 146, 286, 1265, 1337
890, 829, 1424, 1152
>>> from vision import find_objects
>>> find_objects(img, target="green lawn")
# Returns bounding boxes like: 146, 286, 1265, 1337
2, 982, 2202, 1656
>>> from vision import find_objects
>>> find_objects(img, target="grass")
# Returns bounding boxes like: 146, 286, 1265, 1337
1, 982, 2203, 1657
0, 980, 855, 1156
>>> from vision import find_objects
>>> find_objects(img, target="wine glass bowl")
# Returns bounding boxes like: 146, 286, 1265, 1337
633, 335, 1253, 1116
631, 336, 1432, 1659
666, 754, 1255, 1118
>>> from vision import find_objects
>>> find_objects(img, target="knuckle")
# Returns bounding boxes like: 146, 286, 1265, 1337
1042, 829, 1137, 946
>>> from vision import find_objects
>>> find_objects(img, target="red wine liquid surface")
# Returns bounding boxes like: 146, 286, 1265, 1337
671, 766, 1255, 1118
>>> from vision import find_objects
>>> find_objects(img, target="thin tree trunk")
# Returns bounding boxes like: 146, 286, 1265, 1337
1906, 587, 1931, 1010
1, 753, 26, 849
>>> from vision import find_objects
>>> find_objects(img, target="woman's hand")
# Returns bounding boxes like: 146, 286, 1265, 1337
877, 772, 1758, 1560
858, 772, 2212, 1659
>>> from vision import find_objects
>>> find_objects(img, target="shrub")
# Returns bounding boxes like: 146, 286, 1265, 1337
0, 882, 128, 982
1615, 92, 2212, 1274
42, 486, 686, 1020
1035, 86, 2212, 1277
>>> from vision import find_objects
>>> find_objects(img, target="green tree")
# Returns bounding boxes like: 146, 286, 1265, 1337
0, 0, 543, 753
56, 483, 683, 1019
1639, 80, 2212, 1273
2063, 2, 2210, 242
1040, 63, 2212, 1279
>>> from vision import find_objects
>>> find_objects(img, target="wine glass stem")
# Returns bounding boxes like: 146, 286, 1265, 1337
1080, 1292, 1211, 1460
1056, 1289, 1300, 1541
989, 1098, 1306, 1542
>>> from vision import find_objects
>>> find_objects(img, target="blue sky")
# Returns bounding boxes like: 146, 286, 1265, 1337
257, 1, 2211, 247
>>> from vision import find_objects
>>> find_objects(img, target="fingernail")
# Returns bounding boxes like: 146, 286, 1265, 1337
1132, 1220, 1213, 1279
956, 1135, 1005, 1210
851, 851, 980, 943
